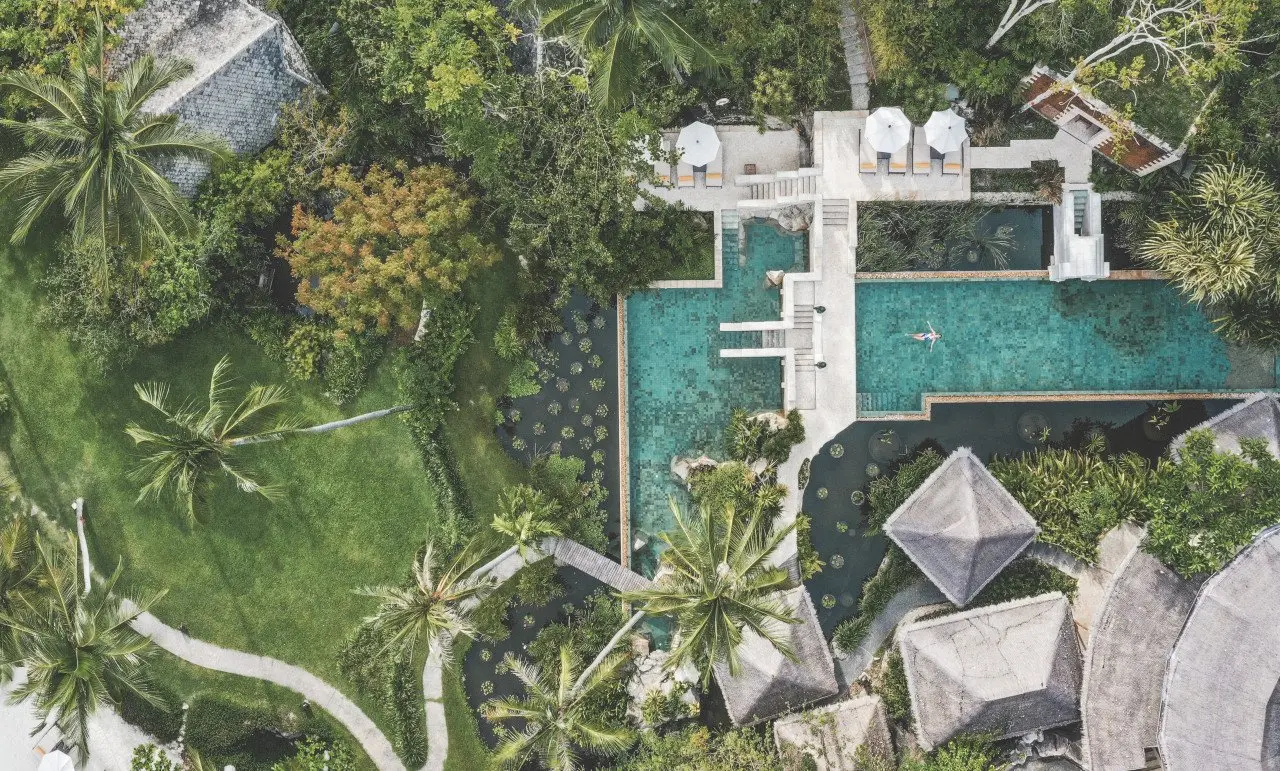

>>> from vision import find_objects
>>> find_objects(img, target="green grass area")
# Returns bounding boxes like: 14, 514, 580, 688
145, 654, 378, 771
0, 249, 523, 763
442, 249, 528, 515
443, 638, 491, 771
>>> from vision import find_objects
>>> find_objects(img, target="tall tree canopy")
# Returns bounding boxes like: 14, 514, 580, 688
279, 163, 499, 336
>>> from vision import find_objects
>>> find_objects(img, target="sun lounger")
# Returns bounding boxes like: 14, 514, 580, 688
705, 147, 723, 188
858, 130, 878, 174
888, 144, 908, 174
943, 148, 962, 175
677, 160, 695, 188
913, 127, 932, 174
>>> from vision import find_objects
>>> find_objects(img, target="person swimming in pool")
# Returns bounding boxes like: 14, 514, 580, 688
909, 323, 941, 351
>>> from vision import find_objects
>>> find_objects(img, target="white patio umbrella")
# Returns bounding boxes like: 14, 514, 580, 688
38, 751, 75, 771
924, 108, 967, 153
864, 107, 911, 153
675, 121, 720, 166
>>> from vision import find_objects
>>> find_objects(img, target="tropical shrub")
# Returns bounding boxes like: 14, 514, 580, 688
876, 651, 912, 723
0, 0, 139, 76
866, 447, 945, 533
394, 296, 476, 443
1142, 430, 1280, 577
832, 546, 921, 653
966, 557, 1077, 607
271, 737, 357, 771
796, 513, 825, 579
724, 408, 805, 466
616, 725, 781, 770
990, 448, 1151, 562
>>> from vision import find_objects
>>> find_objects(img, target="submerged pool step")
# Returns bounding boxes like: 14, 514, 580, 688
856, 392, 913, 414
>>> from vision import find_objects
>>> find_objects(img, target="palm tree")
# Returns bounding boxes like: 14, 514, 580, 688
513, 0, 721, 111
1, 534, 164, 760
484, 645, 635, 770
126, 356, 294, 525
0, 15, 230, 297
491, 485, 563, 559
622, 499, 798, 686
355, 540, 496, 666
0, 513, 40, 682
126, 356, 414, 524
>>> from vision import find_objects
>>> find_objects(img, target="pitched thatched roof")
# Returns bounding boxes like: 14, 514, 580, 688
1170, 392, 1280, 459
713, 586, 839, 725
1081, 540, 1201, 771
1159, 526, 1280, 770
773, 695, 894, 771
885, 448, 1038, 606
900, 593, 1082, 751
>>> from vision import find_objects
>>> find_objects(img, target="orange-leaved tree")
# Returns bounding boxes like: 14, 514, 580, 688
278, 163, 498, 337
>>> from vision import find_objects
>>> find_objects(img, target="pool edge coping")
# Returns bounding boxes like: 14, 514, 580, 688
857, 390, 1260, 422
616, 297, 632, 576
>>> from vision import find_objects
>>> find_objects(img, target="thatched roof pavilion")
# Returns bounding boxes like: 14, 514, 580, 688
884, 448, 1038, 606
1170, 392, 1280, 459
899, 593, 1082, 750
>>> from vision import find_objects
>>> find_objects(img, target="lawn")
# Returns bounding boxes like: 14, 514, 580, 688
0, 249, 519, 766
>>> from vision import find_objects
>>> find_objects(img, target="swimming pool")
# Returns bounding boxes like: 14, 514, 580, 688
626, 219, 806, 573
855, 278, 1274, 414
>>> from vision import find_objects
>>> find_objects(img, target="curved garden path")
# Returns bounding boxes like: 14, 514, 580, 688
126, 605, 407, 771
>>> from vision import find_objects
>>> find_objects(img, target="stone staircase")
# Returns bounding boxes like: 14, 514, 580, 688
722, 208, 740, 232
748, 174, 818, 200
823, 200, 850, 228
856, 392, 911, 414
762, 329, 785, 348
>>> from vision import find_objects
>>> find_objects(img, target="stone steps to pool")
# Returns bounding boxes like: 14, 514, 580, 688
722, 210, 740, 231
748, 174, 818, 201
762, 329, 785, 347
856, 392, 915, 414
794, 304, 814, 328
795, 352, 816, 371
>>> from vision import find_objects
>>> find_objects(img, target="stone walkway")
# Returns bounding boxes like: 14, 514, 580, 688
831, 579, 945, 688
838, 0, 871, 110
127, 607, 406, 771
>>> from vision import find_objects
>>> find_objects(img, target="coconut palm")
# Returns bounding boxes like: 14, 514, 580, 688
0, 513, 41, 682
126, 356, 414, 524
513, 0, 721, 111
0, 15, 230, 297
492, 484, 563, 559
0, 534, 164, 761
355, 540, 496, 665
484, 644, 635, 770
622, 498, 798, 686
126, 356, 294, 524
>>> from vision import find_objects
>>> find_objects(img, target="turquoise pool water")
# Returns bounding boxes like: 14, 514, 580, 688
626, 220, 805, 574
855, 279, 1267, 414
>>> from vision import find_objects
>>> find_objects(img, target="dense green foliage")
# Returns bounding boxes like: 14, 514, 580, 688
856, 202, 1016, 272
0, 0, 139, 81
184, 693, 336, 770
272, 737, 358, 771
337, 625, 428, 764
610, 725, 781, 770
903, 734, 1003, 771
866, 447, 944, 533
967, 557, 1077, 607
623, 498, 797, 686
990, 447, 1151, 562
1142, 430, 1280, 577
724, 408, 805, 466
0, 21, 228, 294
877, 650, 911, 723
1138, 162, 1280, 349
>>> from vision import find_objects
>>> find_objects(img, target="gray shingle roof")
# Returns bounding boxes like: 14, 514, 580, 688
713, 586, 840, 725
1081, 539, 1201, 771
772, 695, 893, 771
885, 448, 1039, 606
1170, 392, 1280, 459
900, 592, 1082, 751
1159, 526, 1280, 771
111, 0, 317, 193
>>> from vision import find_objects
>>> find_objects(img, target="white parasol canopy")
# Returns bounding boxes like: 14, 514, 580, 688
38, 751, 75, 771
924, 108, 967, 153
864, 107, 911, 153
675, 121, 720, 166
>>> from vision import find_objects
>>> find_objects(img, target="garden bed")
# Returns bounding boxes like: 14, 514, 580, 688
856, 203, 1052, 272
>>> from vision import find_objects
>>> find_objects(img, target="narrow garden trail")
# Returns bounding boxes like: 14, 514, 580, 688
839, 0, 872, 110
126, 606, 407, 771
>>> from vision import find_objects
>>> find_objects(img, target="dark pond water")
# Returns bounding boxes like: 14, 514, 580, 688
802, 398, 1235, 635
497, 294, 622, 558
